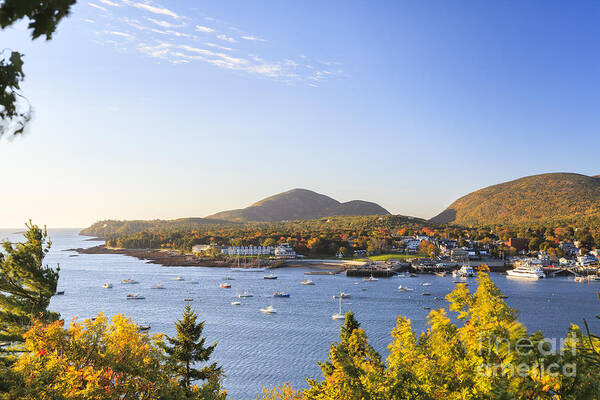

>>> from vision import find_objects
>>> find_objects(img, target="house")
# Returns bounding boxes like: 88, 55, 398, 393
577, 255, 598, 267
192, 244, 213, 253
506, 238, 529, 252
274, 243, 296, 259
538, 250, 551, 266
559, 241, 578, 256
451, 248, 469, 262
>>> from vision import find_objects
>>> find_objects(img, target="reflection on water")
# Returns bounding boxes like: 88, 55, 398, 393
1, 229, 599, 400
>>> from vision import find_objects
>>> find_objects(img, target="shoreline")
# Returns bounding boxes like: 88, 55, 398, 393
65, 245, 351, 270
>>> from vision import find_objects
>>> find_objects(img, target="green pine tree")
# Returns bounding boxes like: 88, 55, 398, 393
0, 222, 59, 362
164, 305, 225, 400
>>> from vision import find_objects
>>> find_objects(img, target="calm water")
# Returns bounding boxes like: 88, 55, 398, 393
1, 229, 600, 399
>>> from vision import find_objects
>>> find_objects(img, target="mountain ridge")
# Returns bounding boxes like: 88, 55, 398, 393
206, 188, 390, 222
430, 172, 600, 225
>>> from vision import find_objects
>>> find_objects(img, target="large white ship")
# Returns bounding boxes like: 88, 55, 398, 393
506, 264, 546, 279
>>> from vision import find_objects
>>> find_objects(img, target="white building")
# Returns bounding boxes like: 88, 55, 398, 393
221, 246, 274, 256
576, 255, 598, 267
192, 244, 218, 253
274, 243, 296, 259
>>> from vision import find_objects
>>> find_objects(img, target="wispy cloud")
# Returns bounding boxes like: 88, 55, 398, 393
98, 0, 121, 6
87, 1, 343, 86
88, 2, 108, 12
195, 25, 215, 33
217, 34, 236, 43
131, 2, 179, 19
240, 35, 264, 42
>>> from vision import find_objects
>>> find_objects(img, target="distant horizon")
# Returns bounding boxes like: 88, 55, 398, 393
0, 170, 598, 229
1, 0, 598, 227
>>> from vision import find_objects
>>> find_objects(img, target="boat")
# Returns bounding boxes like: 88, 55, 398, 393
238, 291, 253, 298
264, 274, 278, 280
453, 265, 475, 278
138, 325, 151, 331
506, 263, 546, 279
421, 282, 432, 286
152, 283, 165, 289
574, 276, 589, 283
126, 293, 145, 300
231, 301, 241, 306
333, 291, 351, 299
260, 305, 277, 314
121, 279, 139, 284
187, 280, 199, 284
301, 279, 315, 285
184, 298, 193, 301
396, 272, 411, 278
364, 275, 379, 282
273, 292, 290, 298
353, 282, 360, 285
434, 271, 447, 277
424, 306, 431, 310
332, 295, 345, 320
56, 291, 65, 295
422, 292, 431, 296
173, 276, 185, 281
224, 275, 235, 280
219, 283, 232, 288
102, 283, 113, 289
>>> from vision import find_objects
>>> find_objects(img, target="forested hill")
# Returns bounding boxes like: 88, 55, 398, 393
79, 217, 236, 238
430, 173, 600, 225
205, 188, 390, 222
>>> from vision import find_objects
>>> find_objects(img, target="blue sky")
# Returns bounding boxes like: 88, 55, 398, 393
0, 0, 598, 227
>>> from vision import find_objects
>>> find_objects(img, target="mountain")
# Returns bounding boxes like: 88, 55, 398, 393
430, 173, 600, 225
206, 188, 390, 222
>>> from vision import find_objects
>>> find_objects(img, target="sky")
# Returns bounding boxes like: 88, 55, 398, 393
0, 0, 598, 228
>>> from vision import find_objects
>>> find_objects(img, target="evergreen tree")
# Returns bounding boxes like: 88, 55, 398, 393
0, 222, 59, 362
163, 305, 225, 400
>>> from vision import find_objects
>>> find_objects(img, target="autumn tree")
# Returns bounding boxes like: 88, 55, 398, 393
163, 305, 225, 400
304, 311, 387, 399
8, 314, 187, 400
0, 0, 76, 136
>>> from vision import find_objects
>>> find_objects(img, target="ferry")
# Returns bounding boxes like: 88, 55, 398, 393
506, 264, 546, 279
453, 265, 475, 278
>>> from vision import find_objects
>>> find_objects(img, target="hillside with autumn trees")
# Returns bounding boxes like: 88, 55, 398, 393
430, 173, 600, 226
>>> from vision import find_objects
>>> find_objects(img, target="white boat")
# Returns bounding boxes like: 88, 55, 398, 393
421, 282, 432, 286
332, 295, 345, 320
173, 276, 185, 281
102, 283, 113, 289
365, 275, 379, 281
453, 265, 475, 278
126, 293, 145, 300
264, 274, 278, 280
506, 264, 545, 279
260, 305, 277, 314
224, 275, 235, 280
187, 280, 199, 284
219, 282, 232, 288
238, 291, 253, 298
231, 301, 241, 306
333, 291, 351, 299
301, 279, 314, 285
121, 279, 139, 285
574, 276, 588, 283
152, 283, 165, 289
230, 267, 266, 272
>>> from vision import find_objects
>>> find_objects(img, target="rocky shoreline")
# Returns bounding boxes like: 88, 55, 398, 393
66, 245, 279, 268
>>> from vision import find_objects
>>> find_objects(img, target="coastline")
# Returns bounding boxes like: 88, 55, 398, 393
66, 245, 354, 270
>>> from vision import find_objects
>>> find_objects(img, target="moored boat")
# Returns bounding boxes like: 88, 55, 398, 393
260, 305, 277, 314
506, 263, 546, 279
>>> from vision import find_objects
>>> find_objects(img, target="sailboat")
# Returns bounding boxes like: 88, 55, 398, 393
332, 296, 344, 320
